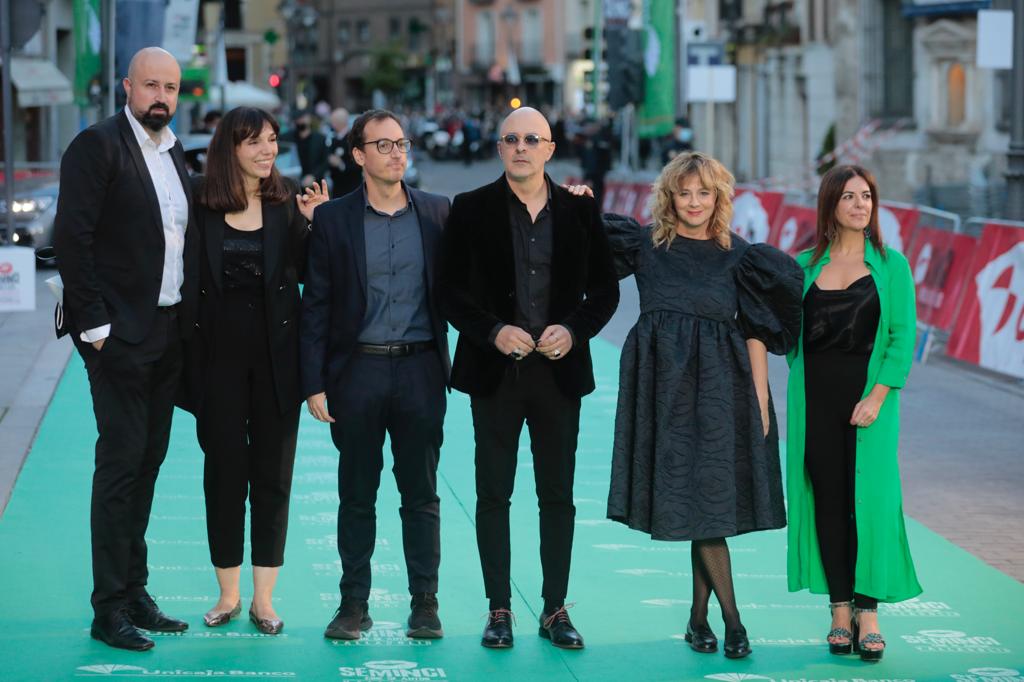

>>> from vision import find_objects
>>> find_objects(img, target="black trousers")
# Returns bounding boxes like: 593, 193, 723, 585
470, 359, 581, 607
804, 349, 878, 609
327, 350, 446, 600
197, 291, 298, 568
75, 306, 182, 617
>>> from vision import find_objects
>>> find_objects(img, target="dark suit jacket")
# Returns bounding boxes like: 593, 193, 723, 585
440, 174, 619, 398
179, 177, 309, 416
299, 185, 452, 399
53, 110, 198, 343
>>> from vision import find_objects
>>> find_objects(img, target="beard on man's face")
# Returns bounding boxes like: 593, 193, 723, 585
138, 103, 173, 131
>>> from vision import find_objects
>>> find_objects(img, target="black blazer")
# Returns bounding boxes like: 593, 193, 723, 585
179, 177, 309, 416
299, 185, 452, 399
440, 174, 619, 398
53, 110, 198, 343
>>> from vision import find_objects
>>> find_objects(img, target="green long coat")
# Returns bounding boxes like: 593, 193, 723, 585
785, 241, 923, 603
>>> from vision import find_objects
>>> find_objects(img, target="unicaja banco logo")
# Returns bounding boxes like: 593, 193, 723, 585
951, 668, 1024, 682
338, 660, 447, 679
76, 663, 296, 677
902, 629, 1009, 653
77, 665, 147, 676
705, 674, 774, 682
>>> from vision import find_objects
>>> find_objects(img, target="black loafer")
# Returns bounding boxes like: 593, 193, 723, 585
481, 609, 514, 649
325, 599, 372, 640
539, 606, 584, 650
684, 620, 718, 653
91, 609, 155, 651
724, 625, 752, 659
126, 593, 188, 632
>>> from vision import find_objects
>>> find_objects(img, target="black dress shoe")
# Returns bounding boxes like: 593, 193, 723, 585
724, 625, 752, 659
684, 620, 718, 653
481, 609, 514, 649
539, 606, 584, 650
324, 599, 372, 640
407, 593, 443, 639
126, 593, 188, 632
249, 605, 284, 635
91, 609, 155, 651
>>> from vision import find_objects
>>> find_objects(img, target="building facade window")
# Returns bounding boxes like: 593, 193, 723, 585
357, 20, 370, 43
879, 0, 913, 119
522, 8, 543, 64
946, 61, 966, 126
337, 20, 351, 45
475, 11, 495, 66
390, 17, 402, 40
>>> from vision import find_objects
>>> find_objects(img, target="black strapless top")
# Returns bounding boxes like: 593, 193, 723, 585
803, 274, 880, 354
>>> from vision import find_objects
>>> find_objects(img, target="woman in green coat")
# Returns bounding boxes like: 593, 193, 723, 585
786, 165, 922, 663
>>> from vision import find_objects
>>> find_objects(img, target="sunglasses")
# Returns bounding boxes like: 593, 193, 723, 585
500, 133, 552, 148
361, 138, 412, 154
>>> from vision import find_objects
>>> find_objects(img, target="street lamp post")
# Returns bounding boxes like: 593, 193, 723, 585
1006, 4, 1024, 221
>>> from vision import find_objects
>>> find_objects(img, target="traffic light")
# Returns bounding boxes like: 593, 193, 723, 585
269, 72, 282, 89
606, 27, 645, 110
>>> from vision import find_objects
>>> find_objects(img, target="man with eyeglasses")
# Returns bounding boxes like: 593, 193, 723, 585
440, 106, 619, 650
300, 109, 451, 643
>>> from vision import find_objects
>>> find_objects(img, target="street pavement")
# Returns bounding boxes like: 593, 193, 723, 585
1, 154, 1021, 584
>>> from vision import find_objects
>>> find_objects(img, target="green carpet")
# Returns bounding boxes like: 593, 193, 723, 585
1, 336, 1022, 681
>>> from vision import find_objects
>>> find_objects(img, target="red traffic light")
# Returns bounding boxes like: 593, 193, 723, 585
269, 73, 282, 88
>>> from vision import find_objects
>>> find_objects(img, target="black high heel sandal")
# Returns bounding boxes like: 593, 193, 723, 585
853, 607, 885, 662
827, 601, 854, 655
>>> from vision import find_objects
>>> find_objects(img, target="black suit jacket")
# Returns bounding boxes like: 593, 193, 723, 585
179, 177, 309, 416
440, 174, 619, 398
53, 111, 198, 343
299, 185, 452, 400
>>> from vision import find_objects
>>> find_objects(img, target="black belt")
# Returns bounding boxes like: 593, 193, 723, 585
355, 341, 435, 357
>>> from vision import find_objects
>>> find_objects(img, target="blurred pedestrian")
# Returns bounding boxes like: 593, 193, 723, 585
786, 164, 920, 663
283, 110, 330, 187
662, 116, 695, 165
183, 107, 328, 636
327, 107, 362, 198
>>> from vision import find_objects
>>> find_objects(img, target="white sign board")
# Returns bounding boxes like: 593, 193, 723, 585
0, 246, 36, 312
162, 0, 201, 64
977, 10, 1014, 69
686, 65, 736, 103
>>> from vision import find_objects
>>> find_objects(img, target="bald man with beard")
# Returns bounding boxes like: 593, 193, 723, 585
439, 107, 619, 650
53, 47, 197, 650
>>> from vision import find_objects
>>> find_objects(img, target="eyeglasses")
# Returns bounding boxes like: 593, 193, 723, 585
500, 133, 552, 148
361, 138, 412, 154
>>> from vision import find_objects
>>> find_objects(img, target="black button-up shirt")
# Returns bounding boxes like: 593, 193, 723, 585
507, 180, 553, 338
357, 184, 433, 344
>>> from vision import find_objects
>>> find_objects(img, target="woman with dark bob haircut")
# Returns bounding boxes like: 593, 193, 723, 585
786, 164, 921, 662
181, 106, 329, 634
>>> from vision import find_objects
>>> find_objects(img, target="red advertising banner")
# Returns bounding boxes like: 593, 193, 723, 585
768, 204, 818, 255
947, 223, 1024, 379
906, 227, 978, 329
878, 203, 920, 254
733, 189, 785, 244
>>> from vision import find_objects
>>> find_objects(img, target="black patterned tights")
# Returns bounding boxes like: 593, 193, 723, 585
689, 538, 742, 632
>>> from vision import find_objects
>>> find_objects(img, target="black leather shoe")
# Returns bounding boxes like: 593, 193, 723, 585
481, 609, 514, 648
324, 599, 372, 640
724, 625, 752, 659
684, 620, 718, 653
407, 593, 443, 639
91, 609, 155, 651
126, 593, 188, 632
539, 606, 584, 650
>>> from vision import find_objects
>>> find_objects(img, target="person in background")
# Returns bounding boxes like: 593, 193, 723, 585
786, 164, 920, 663
661, 116, 694, 165
283, 110, 330, 188
201, 110, 222, 134
327, 107, 363, 198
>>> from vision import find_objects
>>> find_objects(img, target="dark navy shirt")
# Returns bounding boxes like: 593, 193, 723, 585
508, 180, 553, 338
357, 184, 433, 344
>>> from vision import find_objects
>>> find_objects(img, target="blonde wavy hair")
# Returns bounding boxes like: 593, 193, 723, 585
649, 151, 735, 250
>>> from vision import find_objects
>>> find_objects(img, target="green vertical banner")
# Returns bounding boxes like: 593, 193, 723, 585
637, 0, 676, 139
73, 0, 103, 106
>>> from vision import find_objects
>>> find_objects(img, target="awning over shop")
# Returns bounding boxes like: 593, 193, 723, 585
10, 58, 73, 107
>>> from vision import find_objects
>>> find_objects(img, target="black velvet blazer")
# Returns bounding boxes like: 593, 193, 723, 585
440, 174, 620, 398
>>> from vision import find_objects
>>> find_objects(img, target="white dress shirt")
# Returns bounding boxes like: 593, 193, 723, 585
81, 109, 189, 343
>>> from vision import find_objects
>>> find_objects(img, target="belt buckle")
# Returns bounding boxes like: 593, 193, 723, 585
387, 344, 402, 356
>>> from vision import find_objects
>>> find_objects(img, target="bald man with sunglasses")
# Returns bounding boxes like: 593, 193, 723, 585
439, 107, 619, 650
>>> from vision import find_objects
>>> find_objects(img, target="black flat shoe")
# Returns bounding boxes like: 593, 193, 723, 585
538, 605, 584, 650
481, 609, 514, 649
203, 601, 241, 627
724, 625, 751, 659
91, 609, 155, 651
126, 593, 188, 633
324, 599, 372, 640
684, 620, 718, 653
249, 605, 284, 635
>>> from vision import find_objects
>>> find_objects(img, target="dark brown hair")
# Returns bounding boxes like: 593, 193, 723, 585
810, 164, 886, 265
349, 109, 404, 151
199, 106, 290, 212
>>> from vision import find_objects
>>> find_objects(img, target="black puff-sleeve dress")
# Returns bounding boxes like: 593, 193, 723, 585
603, 214, 803, 541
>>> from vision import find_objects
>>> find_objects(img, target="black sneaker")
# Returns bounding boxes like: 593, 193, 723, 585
324, 598, 372, 640
406, 593, 443, 639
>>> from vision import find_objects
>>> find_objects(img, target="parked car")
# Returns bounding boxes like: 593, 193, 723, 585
0, 172, 60, 252
179, 133, 303, 182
